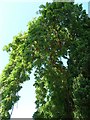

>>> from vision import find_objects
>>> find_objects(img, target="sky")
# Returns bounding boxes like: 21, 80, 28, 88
0, 0, 88, 118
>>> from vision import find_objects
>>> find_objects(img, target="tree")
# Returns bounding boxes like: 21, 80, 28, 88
0, 2, 90, 120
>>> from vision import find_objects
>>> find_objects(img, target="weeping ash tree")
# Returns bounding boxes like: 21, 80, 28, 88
0, 2, 90, 120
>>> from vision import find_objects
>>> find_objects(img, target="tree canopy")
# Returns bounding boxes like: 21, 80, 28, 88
0, 2, 90, 120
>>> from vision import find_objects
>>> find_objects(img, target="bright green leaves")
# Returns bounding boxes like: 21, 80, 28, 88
0, 31, 32, 119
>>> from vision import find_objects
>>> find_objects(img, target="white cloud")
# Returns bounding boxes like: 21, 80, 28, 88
11, 104, 36, 118
75, 0, 89, 3
0, 0, 89, 3
0, 0, 52, 3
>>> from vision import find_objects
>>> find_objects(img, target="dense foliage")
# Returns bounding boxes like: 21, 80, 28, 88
0, 2, 90, 120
